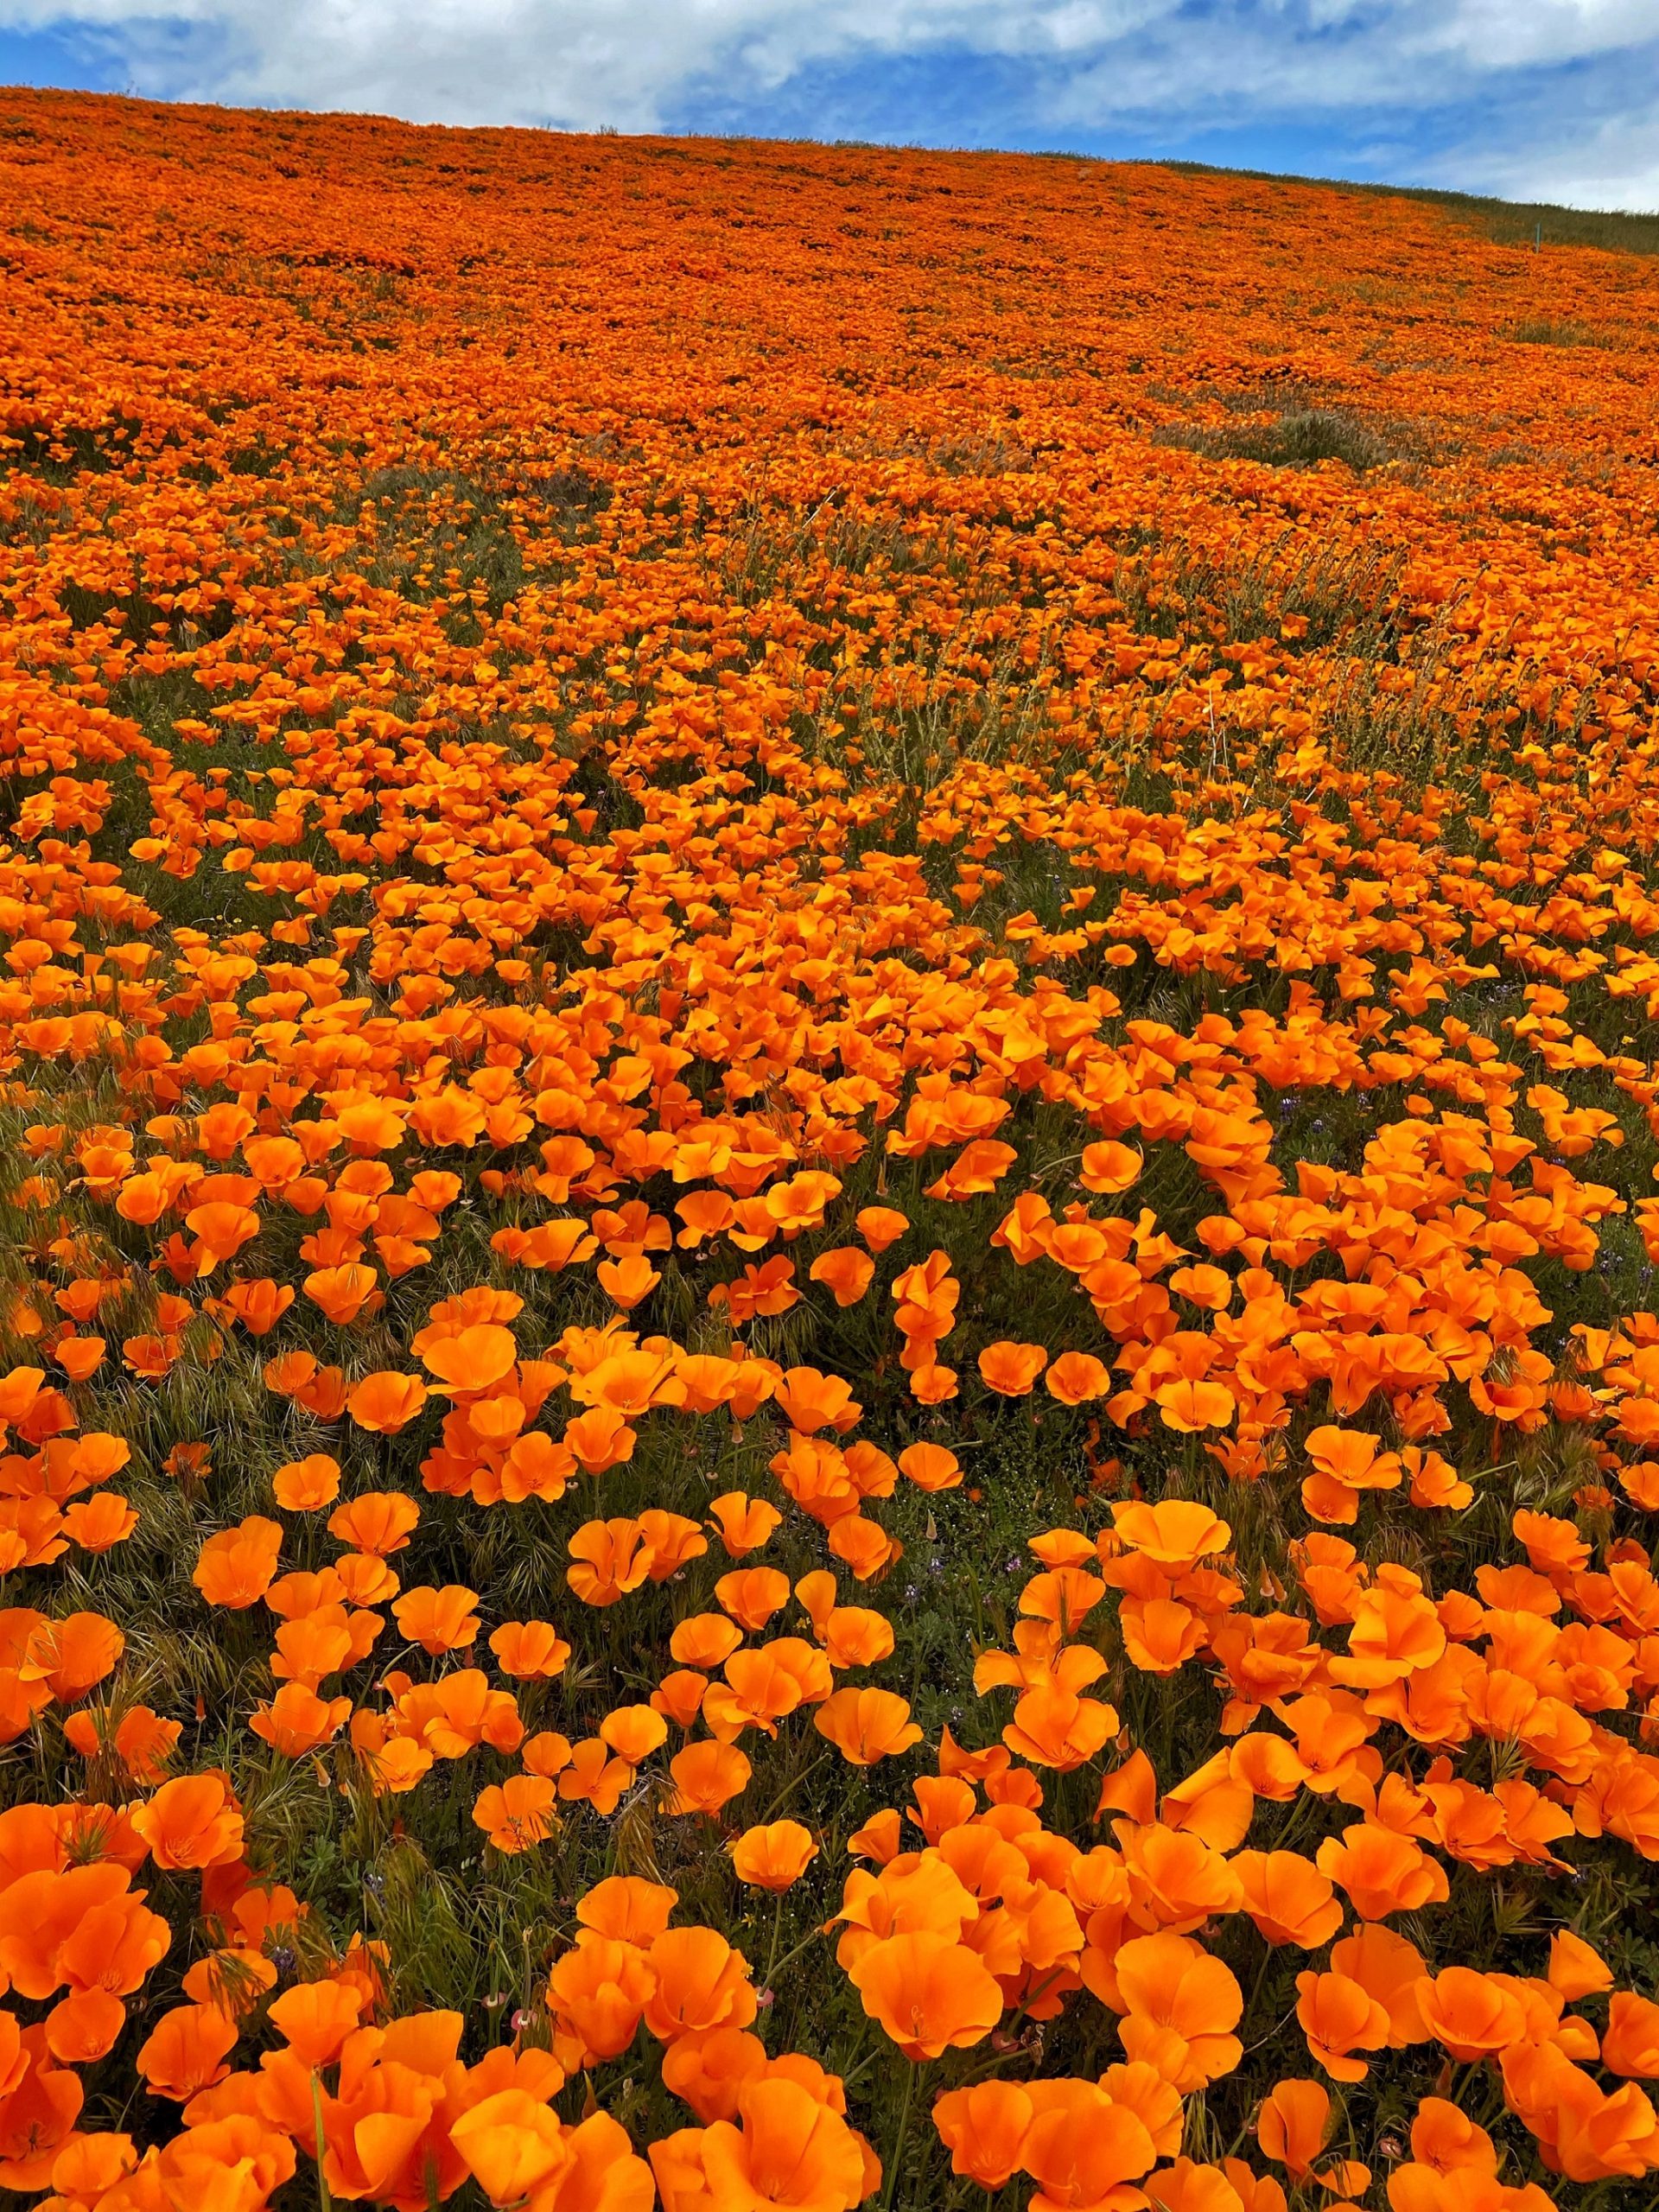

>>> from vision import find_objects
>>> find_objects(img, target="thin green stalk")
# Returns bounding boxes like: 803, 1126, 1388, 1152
881, 2059, 918, 2212
759, 1750, 833, 1823
311, 2069, 334, 2212
764, 1926, 824, 1985
765, 1891, 787, 1986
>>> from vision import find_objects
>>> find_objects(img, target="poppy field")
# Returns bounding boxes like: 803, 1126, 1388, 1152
7, 84, 1659, 2212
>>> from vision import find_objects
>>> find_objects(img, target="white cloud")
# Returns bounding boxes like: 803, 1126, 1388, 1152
3, 0, 1658, 207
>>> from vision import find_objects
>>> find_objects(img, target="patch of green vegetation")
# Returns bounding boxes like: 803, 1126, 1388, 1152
1153, 404, 1427, 474
1503, 318, 1604, 347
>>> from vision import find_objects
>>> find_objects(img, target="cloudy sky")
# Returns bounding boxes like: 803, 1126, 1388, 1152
2, 1, 1657, 208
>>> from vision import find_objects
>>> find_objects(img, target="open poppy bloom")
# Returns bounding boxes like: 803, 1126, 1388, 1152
729, 1820, 818, 1891
849, 1933, 1003, 2059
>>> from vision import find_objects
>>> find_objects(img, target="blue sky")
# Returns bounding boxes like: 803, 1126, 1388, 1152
2, 3, 1657, 210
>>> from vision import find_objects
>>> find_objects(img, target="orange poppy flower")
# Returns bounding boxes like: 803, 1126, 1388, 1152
134, 2002, 238, 2101
855, 1206, 909, 1253
708, 1491, 785, 1557
978, 1341, 1050, 1395
346, 1370, 429, 1433
814, 1688, 922, 1766
60, 1492, 137, 1552
664, 1740, 753, 1816
730, 1821, 818, 1891
849, 1932, 1003, 2059
671, 1613, 745, 1670
809, 1247, 876, 1307
898, 1441, 963, 1492
1115, 1932, 1244, 2092
474, 1775, 559, 1853
130, 1774, 245, 1871
1417, 1967, 1529, 2063
327, 1491, 419, 1556
267, 1978, 365, 2068
568, 1516, 657, 1606
1316, 1821, 1450, 1921
1110, 1499, 1231, 1572
1021, 2088, 1159, 2212
1256, 2076, 1332, 2180
933, 2079, 1034, 2188
1232, 1851, 1344, 1949
272, 1453, 341, 1510
392, 1584, 480, 1654
448, 2084, 570, 2203
547, 1932, 656, 2060
302, 1262, 379, 1325
1294, 1968, 1390, 2081
716, 1566, 791, 1631
419, 1321, 519, 1395
1045, 1351, 1112, 1405
695, 2078, 869, 2212
192, 1519, 283, 1610
489, 1619, 572, 1679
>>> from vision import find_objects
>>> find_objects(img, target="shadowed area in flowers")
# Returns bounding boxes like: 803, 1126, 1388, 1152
7, 79, 1659, 2212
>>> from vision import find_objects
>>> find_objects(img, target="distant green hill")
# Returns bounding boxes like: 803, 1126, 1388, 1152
1158, 159, 1659, 256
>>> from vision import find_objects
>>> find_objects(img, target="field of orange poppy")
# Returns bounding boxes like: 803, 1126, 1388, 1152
3, 80, 1659, 2210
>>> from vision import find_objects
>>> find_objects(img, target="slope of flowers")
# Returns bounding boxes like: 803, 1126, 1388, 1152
4, 85, 1659, 2212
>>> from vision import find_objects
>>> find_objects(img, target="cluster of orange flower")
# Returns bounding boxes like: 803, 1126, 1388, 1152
3, 83, 1659, 2212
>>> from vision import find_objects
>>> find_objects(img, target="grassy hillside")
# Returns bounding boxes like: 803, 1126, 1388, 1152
2, 86, 1659, 2211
